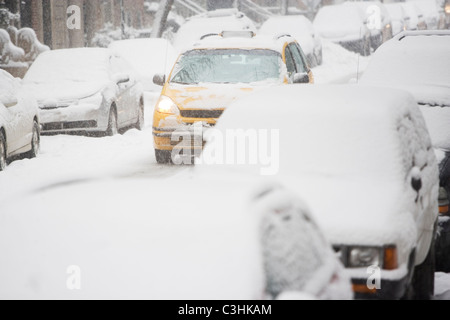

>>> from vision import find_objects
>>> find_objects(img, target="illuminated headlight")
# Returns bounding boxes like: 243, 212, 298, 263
349, 247, 382, 268
445, 4, 450, 14
156, 95, 179, 115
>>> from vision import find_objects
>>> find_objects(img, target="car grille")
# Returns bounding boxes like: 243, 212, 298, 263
42, 120, 97, 131
180, 109, 224, 119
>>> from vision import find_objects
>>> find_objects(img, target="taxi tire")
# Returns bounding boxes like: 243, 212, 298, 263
155, 149, 172, 164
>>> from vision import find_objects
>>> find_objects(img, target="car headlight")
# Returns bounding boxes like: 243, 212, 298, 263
156, 95, 179, 115
349, 247, 381, 268
445, 4, 450, 15
344, 246, 398, 270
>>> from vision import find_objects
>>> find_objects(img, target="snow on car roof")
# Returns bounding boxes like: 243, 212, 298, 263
173, 11, 257, 51
259, 15, 315, 54
185, 33, 294, 53
361, 31, 450, 106
313, 3, 365, 41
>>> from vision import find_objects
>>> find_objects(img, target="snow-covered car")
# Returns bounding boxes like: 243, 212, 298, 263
0, 175, 351, 299
22, 48, 144, 136
108, 38, 178, 93
313, 3, 371, 56
344, 1, 393, 50
385, 3, 409, 36
360, 30, 450, 277
200, 85, 439, 300
407, 0, 445, 30
259, 15, 323, 67
152, 31, 313, 164
0, 69, 40, 171
173, 8, 257, 51
402, 2, 428, 30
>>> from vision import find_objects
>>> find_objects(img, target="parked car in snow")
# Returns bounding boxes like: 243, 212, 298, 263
201, 85, 439, 300
361, 30, 450, 276
153, 31, 313, 164
402, 2, 428, 30
173, 8, 257, 52
108, 38, 178, 93
259, 15, 323, 67
385, 3, 409, 36
344, 1, 393, 50
0, 176, 351, 299
22, 48, 144, 136
0, 69, 40, 171
407, 0, 445, 30
313, 3, 371, 56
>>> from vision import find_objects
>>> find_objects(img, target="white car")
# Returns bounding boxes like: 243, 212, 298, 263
385, 3, 409, 36
0, 69, 40, 171
314, 3, 371, 56
200, 85, 439, 300
260, 15, 323, 67
173, 9, 257, 52
22, 48, 144, 136
343, 1, 393, 50
0, 175, 351, 299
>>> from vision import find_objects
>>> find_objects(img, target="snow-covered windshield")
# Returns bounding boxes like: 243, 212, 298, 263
170, 49, 282, 85
23, 49, 110, 84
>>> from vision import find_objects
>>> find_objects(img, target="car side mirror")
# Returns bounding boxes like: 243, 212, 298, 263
153, 74, 166, 86
1, 96, 18, 108
293, 73, 310, 84
113, 73, 130, 85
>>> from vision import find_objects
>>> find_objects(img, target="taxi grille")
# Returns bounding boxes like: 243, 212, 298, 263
180, 109, 224, 118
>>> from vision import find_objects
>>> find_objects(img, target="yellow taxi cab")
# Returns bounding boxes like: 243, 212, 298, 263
152, 31, 314, 164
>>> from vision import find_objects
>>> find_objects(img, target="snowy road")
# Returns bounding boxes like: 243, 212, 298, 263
1, 41, 448, 299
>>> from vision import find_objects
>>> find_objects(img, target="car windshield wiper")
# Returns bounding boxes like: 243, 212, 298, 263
418, 102, 450, 108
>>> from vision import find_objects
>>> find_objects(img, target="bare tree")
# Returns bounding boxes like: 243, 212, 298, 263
151, 0, 175, 38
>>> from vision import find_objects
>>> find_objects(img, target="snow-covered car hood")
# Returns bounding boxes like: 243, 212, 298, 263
165, 83, 271, 110
281, 175, 418, 262
22, 81, 107, 104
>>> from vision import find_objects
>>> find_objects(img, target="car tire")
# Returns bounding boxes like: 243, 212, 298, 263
26, 121, 40, 159
106, 107, 119, 136
155, 149, 172, 164
410, 234, 436, 300
135, 101, 145, 131
0, 130, 6, 171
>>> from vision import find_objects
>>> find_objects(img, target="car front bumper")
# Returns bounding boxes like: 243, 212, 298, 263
39, 103, 106, 134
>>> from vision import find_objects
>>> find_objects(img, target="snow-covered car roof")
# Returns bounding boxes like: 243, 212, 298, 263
361, 31, 450, 106
184, 33, 296, 54
313, 3, 367, 42
173, 9, 257, 51
259, 15, 316, 55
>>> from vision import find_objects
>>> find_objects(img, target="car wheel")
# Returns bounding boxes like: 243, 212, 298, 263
155, 149, 172, 164
26, 121, 40, 159
135, 101, 145, 131
0, 131, 6, 171
106, 108, 119, 136
410, 234, 436, 300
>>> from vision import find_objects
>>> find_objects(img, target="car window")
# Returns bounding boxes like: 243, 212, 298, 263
284, 47, 296, 81
170, 49, 282, 84
289, 43, 308, 73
